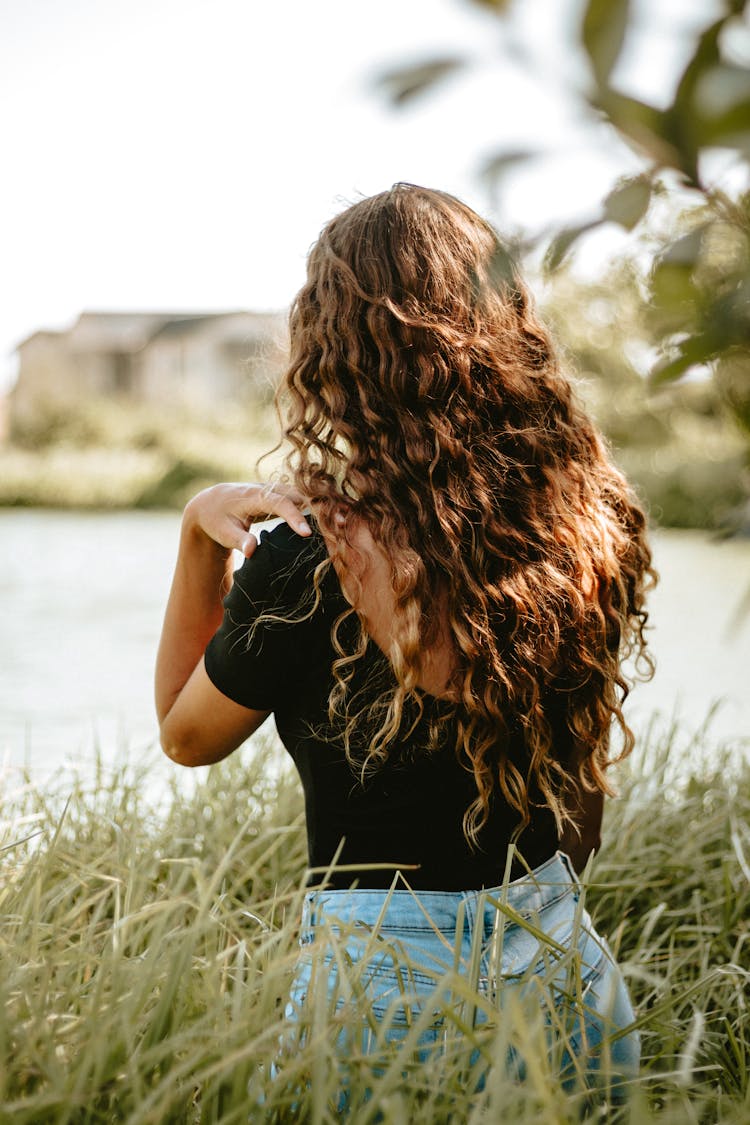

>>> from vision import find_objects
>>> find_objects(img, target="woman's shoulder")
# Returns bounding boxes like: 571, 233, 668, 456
236, 517, 337, 611
257, 515, 327, 567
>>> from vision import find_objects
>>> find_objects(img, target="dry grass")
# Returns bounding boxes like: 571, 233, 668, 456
1, 721, 748, 1122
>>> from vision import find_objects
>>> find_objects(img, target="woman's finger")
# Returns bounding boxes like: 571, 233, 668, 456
241, 532, 259, 557
249, 482, 309, 511
255, 480, 308, 505
244, 486, 311, 537
276, 497, 311, 536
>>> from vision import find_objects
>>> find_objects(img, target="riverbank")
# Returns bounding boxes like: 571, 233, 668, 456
0, 725, 747, 1122
1, 438, 745, 531
0, 400, 285, 511
1, 395, 747, 529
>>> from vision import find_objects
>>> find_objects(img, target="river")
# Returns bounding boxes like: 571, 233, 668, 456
1, 509, 748, 795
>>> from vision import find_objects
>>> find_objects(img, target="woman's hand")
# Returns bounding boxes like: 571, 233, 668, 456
155, 480, 311, 745
184, 482, 312, 557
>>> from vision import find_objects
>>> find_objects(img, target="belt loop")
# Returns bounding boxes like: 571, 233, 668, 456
305, 890, 319, 930
557, 849, 581, 891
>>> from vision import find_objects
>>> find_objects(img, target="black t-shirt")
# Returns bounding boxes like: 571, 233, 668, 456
204, 518, 560, 889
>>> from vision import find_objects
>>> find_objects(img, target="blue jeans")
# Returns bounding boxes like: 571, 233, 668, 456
283, 852, 640, 1099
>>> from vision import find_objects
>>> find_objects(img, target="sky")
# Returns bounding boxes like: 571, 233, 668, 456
0, 0, 729, 390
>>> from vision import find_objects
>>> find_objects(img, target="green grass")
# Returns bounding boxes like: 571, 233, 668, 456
1, 722, 748, 1123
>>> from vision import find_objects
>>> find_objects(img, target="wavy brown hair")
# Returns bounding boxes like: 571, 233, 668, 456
277, 183, 656, 846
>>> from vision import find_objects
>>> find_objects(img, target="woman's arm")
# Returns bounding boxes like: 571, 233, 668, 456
155, 483, 310, 766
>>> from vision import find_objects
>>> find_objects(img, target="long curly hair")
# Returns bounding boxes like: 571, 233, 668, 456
277, 183, 656, 846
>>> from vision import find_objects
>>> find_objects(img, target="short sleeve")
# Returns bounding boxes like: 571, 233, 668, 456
204, 522, 324, 712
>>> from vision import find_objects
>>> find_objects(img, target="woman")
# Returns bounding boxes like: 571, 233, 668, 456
156, 184, 654, 1093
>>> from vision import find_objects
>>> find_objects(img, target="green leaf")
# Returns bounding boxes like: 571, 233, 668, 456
700, 99, 750, 151
582, 0, 631, 87
673, 18, 723, 113
377, 56, 465, 106
665, 16, 726, 183
691, 64, 750, 152
596, 89, 677, 168
694, 63, 750, 120
648, 230, 706, 334
647, 317, 746, 387
649, 333, 718, 385
480, 148, 535, 184
603, 177, 652, 230
543, 220, 603, 273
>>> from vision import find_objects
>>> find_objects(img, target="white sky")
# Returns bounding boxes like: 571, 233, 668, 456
0, 0, 727, 389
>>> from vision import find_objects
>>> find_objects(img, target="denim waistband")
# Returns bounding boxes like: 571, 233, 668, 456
300, 851, 579, 939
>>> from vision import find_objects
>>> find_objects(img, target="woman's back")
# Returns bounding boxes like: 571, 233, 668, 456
322, 515, 457, 700
204, 517, 562, 889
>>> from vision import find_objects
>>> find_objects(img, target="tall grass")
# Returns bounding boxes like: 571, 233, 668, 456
1, 722, 748, 1123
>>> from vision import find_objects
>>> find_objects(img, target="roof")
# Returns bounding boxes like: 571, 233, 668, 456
15, 329, 65, 350
14, 309, 286, 354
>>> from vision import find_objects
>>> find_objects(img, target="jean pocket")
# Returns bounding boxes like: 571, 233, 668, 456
482, 891, 579, 974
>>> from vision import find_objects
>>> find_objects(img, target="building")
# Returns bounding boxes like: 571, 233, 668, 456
9, 309, 288, 431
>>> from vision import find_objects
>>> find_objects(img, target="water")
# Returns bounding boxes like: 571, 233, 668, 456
1, 510, 748, 793
0, 509, 185, 794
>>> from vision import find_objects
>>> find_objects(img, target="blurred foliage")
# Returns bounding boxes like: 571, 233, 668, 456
0, 398, 284, 510
541, 261, 748, 530
379, 0, 750, 528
